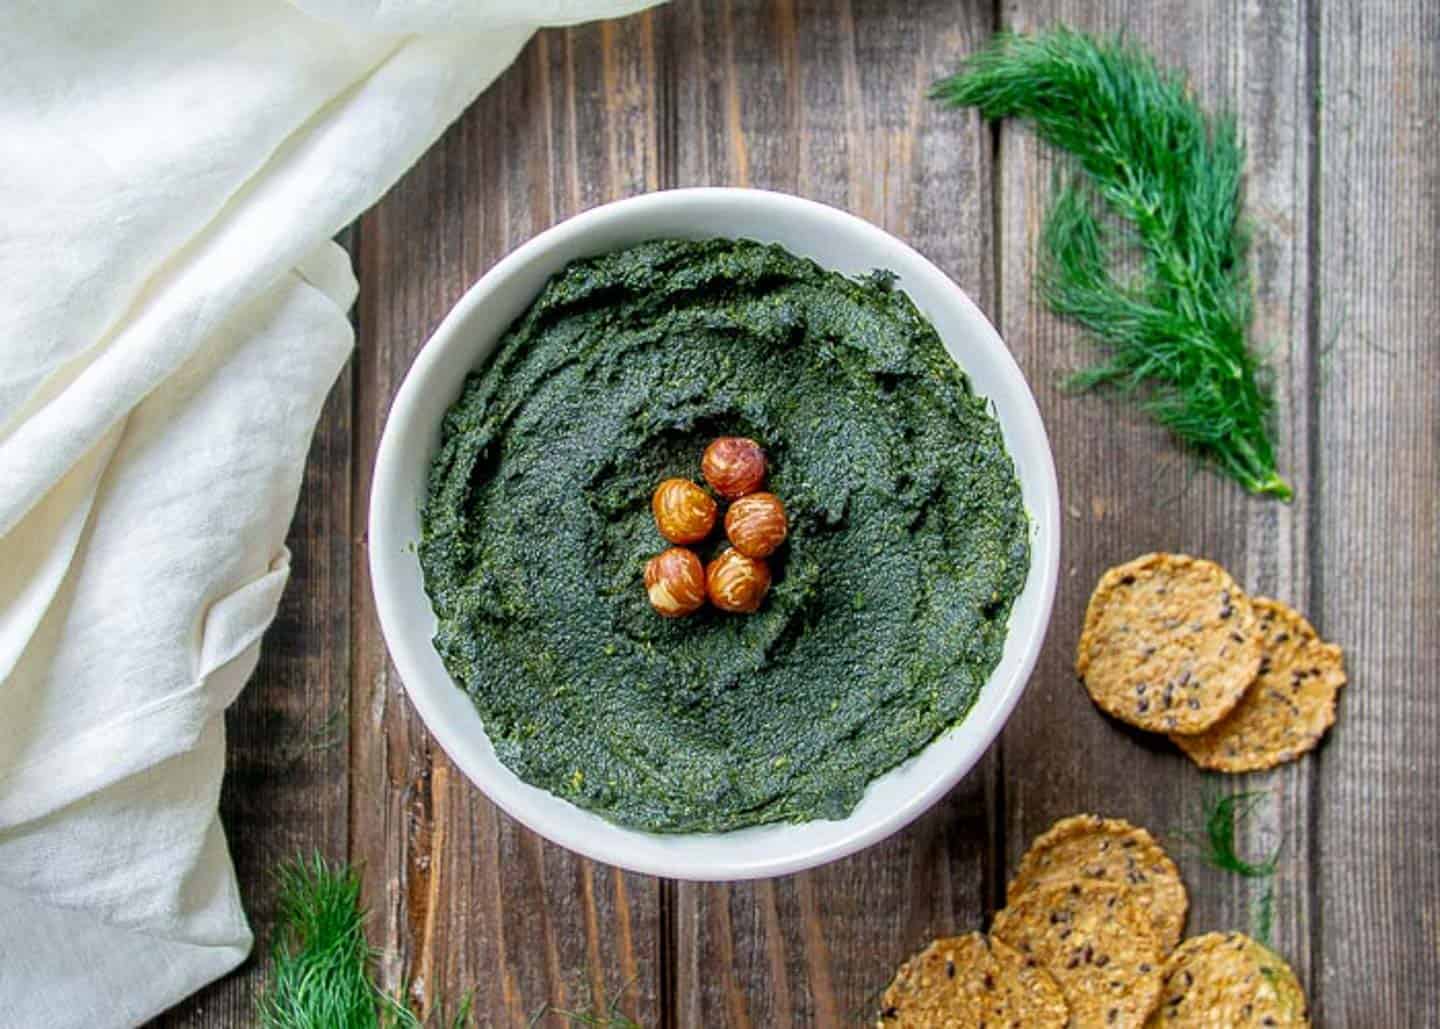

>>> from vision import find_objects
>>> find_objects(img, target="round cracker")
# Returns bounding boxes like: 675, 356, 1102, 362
1007, 814, 1188, 953
877, 931, 1068, 1028
992, 879, 1164, 1028
1146, 932, 1309, 1026
1172, 598, 1346, 772
1077, 553, 1262, 734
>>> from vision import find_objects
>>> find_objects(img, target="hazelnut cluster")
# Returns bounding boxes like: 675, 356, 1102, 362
644, 437, 788, 618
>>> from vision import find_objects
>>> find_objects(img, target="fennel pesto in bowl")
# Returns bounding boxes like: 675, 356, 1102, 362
419, 238, 1029, 833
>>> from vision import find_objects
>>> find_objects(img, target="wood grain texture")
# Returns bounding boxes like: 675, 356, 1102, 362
350, 17, 665, 1027
994, 0, 1317, 994
1312, 2, 1440, 1021
665, 1, 1001, 1024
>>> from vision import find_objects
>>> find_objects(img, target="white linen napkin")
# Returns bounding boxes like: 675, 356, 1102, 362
0, 2, 659, 1024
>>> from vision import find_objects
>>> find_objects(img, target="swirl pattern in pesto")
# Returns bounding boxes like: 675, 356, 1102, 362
420, 239, 1029, 833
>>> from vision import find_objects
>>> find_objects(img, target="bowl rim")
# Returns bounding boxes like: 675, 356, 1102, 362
369, 187, 1060, 880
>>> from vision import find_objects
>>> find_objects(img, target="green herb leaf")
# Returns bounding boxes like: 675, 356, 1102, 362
530, 1006, 643, 1029
1176, 790, 1282, 878
1251, 882, 1276, 947
257, 856, 382, 1029
257, 855, 472, 1029
933, 28, 1292, 500
528, 978, 643, 1028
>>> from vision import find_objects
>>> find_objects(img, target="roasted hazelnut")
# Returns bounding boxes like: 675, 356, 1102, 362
644, 547, 706, 617
724, 491, 788, 558
701, 436, 767, 499
651, 477, 718, 544
706, 547, 772, 614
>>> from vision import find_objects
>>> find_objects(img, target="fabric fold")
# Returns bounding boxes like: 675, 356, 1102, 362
0, 421, 124, 686
0, 761, 252, 1028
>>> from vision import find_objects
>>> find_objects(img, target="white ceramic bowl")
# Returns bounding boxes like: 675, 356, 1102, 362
369, 188, 1059, 881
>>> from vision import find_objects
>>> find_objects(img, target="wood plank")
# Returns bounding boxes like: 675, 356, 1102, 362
665, 1, 1001, 1023
1311, 3, 1440, 1020
350, 15, 666, 1027
994, 0, 1317, 993
151, 349, 355, 1026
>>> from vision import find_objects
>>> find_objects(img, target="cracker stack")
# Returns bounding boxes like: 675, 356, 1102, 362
1078, 553, 1347, 772
877, 815, 1310, 1027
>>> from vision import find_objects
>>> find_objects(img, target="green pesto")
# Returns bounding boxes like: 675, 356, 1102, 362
419, 239, 1029, 833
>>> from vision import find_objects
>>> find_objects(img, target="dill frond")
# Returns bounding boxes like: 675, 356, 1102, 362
531, 1005, 643, 1029
257, 856, 380, 1029
933, 28, 1292, 500
257, 855, 473, 1029
1251, 882, 1276, 946
1174, 790, 1281, 878
529, 978, 644, 1028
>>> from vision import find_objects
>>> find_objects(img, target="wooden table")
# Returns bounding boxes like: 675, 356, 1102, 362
155, 1, 1438, 1024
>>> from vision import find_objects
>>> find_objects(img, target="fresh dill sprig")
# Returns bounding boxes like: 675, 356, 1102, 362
529, 1004, 643, 1029
1175, 790, 1281, 878
1251, 882, 1276, 946
528, 977, 644, 1028
933, 28, 1292, 500
257, 854, 471, 1029
257, 856, 381, 1029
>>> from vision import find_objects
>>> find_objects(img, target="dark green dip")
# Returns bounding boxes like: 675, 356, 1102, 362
420, 239, 1029, 833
